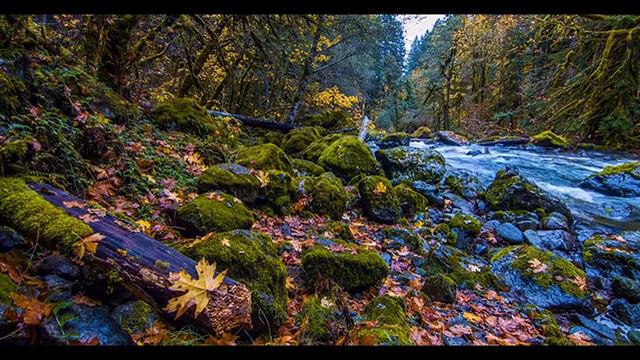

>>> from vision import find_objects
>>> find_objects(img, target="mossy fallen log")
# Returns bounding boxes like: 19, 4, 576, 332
0, 178, 252, 335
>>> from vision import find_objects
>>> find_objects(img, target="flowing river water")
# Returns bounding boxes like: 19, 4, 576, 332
409, 140, 640, 234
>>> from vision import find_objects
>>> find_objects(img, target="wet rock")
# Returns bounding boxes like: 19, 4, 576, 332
628, 329, 640, 344
43, 274, 73, 302
490, 245, 589, 311
597, 202, 634, 220
491, 210, 540, 231
569, 326, 614, 346
359, 175, 401, 224
443, 170, 484, 200
35, 255, 80, 281
582, 232, 640, 292
496, 223, 525, 244
481, 220, 501, 233
434, 131, 469, 146
484, 166, 573, 223
612, 276, 640, 304
381, 227, 422, 252
41, 304, 132, 345
0, 226, 25, 251
411, 180, 445, 208
466, 149, 482, 156
422, 274, 456, 303
574, 314, 617, 342
579, 162, 640, 197
197, 163, 261, 203
523, 230, 575, 253
542, 212, 570, 231
610, 298, 640, 327
376, 132, 411, 149
111, 300, 159, 333
375, 146, 446, 185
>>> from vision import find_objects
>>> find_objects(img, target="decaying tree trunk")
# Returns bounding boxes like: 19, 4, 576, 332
28, 183, 253, 336
208, 110, 298, 132
475, 137, 531, 146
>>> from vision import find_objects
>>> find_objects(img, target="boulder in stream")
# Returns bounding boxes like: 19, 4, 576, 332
579, 162, 640, 197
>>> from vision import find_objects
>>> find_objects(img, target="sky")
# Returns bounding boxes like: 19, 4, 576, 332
398, 15, 445, 55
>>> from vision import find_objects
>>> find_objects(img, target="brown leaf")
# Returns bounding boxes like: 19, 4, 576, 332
74, 233, 105, 259
10, 293, 54, 325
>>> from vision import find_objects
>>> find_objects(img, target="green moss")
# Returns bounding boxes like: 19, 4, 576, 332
197, 164, 260, 203
320, 221, 356, 243
281, 127, 322, 156
0, 177, 93, 255
300, 111, 352, 130
444, 175, 463, 196
318, 136, 380, 182
358, 175, 401, 224
433, 223, 458, 245
185, 230, 288, 328
176, 192, 254, 235
504, 245, 587, 298
411, 126, 432, 139
236, 143, 293, 173
113, 300, 156, 333
382, 227, 422, 251
524, 306, 571, 346
422, 274, 457, 303
594, 161, 640, 178
151, 97, 221, 136
292, 158, 325, 176
531, 130, 570, 148
261, 170, 294, 215
299, 173, 347, 220
0, 70, 26, 115
359, 295, 412, 345
296, 295, 336, 344
448, 213, 482, 236
582, 234, 640, 273
425, 245, 496, 289
393, 183, 427, 217
0, 272, 17, 304
302, 242, 389, 291
379, 132, 410, 144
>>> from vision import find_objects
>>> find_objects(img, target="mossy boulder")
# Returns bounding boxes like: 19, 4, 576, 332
376, 132, 411, 149
582, 232, 640, 292
411, 126, 433, 139
197, 164, 261, 203
490, 245, 589, 311
300, 111, 352, 130
579, 162, 640, 197
302, 239, 389, 291
381, 227, 423, 251
151, 97, 222, 136
318, 136, 380, 182
175, 192, 254, 236
393, 183, 427, 217
300, 140, 329, 162
281, 127, 322, 156
110, 300, 159, 334
0, 70, 26, 116
484, 167, 572, 222
424, 244, 496, 289
375, 146, 446, 185
296, 295, 339, 344
443, 170, 484, 200
235, 143, 293, 173
357, 295, 412, 345
612, 276, 640, 304
292, 158, 325, 177
258, 170, 294, 215
530, 130, 570, 149
523, 306, 571, 345
0, 177, 93, 255
448, 213, 482, 237
296, 173, 347, 220
358, 176, 401, 224
422, 274, 457, 303
184, 230, 287, 331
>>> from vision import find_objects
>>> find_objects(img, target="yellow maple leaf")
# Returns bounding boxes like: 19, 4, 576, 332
372, 181, 387, 195
414, 220, 424, 229
463, 312, 483, 323
136, 219, 151, 232
221, 237, 231, 247
164, 259, 227, 319
255, 170, 270, 188
74, 233, 105, 259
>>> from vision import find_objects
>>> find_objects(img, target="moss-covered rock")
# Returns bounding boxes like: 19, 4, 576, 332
422, 273, 457, 303
151, 97, 222, 136
297, 173, 347, 220
375, 146, 446, 185
296, 295, 338, 344
424, 244, 496, 289
358, 295, 412, 345
411, 126, 433, 139
300, 111, 352, 130
197, 164, 260, 203
281, 127, 322, 156
490, 245, 589, 311
0, 177, 93, 255
393, 183, 427, 218
318, 136, 380, 182
381, 227, 423, 251
484, 167, 572, 222
531, 130, 570, 149
431, 223, 458, 245
236, 143, 293, 173
258, 170, 294, 216
184, 230, 287, 331
612, 276, 640, 304
319, 221, 356, 243
292, 158, 325, 177
582, 232, 640, 292
302, 239, 389, 291
110, 300, 158, 334
358, 176, 401, 224
300, 140, 329, 162
377, 132, 411, 149
175, 192, 254, 236
579, 162, 640, 197
443, 171, 484, 200
523, 306, 571, 345
448, 213, 482, 237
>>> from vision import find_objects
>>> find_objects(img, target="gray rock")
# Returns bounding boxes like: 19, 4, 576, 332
36, 255, 80, 280
496, 223, 525, 244
41, 304, 133, 345
435, 131, 469, 146
111, 300, 159, 333
579, 165, 640, 197
482, 220, 501, 233
0, 226, 25, 252
411, 180, 445, 208
610, 298, 640, 327
524, 229, 574, 252
542, 212, 570, 231
375, 146, 446, 185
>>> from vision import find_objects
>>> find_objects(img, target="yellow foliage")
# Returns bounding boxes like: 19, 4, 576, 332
306, 86, 360, 112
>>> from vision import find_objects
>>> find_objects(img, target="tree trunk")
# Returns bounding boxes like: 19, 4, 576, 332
28, 183, 253, 336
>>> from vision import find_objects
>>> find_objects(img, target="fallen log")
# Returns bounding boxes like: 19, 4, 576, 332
208, 110, 298, 132
17, 181, 252, 335
475, 137, 531, 147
